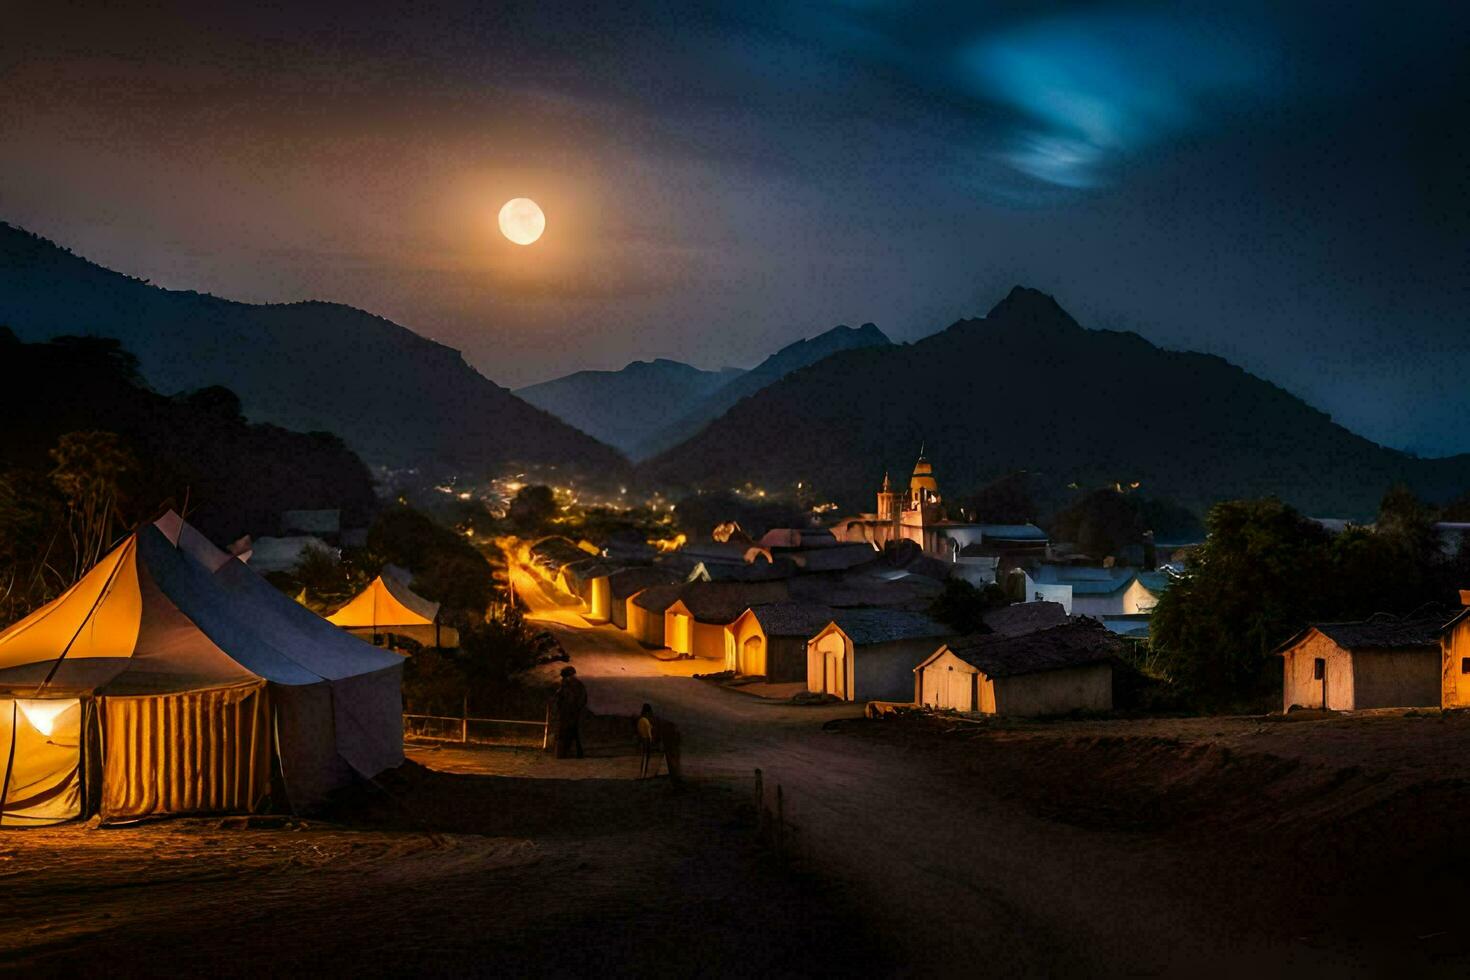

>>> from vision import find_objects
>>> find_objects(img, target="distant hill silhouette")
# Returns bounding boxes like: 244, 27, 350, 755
0, 223, 626, 478
517, 359, 744, 457
0, 331, 377, 543
640, 288, 1470, 518
634, 322, 892, 459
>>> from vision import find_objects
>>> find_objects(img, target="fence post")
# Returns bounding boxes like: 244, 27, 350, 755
461, 693, 468, 744
754, 768, 764, 835
776, 784, 785, 858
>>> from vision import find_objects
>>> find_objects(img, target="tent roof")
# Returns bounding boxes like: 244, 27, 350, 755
0, 522, 397, 697
327, 574, 440, 629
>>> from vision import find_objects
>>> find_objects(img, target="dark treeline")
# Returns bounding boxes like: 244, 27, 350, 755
0, 330, 377, 624
1153, 488, 1470, 707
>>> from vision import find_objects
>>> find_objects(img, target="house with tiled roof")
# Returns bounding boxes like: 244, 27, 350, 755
1276, 615, 1447, 712
628, 583, 685, 647
1020, 564, 1159, 617
729, 602, 837, 680
607, 566, 682, 630
914, 623, 1120, 715
805, 609, 954, 702
663, 581, 790, 660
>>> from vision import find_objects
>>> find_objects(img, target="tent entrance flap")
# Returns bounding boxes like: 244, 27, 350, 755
100, 684, 271, 821
1, 698, 83, 827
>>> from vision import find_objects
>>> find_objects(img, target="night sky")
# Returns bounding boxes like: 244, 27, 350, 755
4, 1, 1467, 454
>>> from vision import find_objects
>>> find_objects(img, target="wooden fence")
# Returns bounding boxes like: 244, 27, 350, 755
403, 712, 548, 747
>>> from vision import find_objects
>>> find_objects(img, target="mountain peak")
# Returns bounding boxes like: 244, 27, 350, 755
986, 286, 1080, 332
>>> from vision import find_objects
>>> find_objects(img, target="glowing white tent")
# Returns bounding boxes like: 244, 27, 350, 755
0, 514, 403, 825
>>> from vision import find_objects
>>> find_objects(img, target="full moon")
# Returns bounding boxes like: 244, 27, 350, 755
498, 198, 545, 245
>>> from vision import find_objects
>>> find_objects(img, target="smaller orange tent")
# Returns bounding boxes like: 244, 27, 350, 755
327, 572, 458, 649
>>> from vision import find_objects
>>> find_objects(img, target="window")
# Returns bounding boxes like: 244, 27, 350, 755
1313, 658, 1325, 680
1461, 658, 1470, 675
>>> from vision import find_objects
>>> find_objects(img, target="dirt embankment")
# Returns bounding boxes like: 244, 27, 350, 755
831, 711, 1470, 969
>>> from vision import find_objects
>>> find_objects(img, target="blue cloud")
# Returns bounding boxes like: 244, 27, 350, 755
963, 11, 1273, 187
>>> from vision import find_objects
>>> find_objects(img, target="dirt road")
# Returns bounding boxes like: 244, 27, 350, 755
539, 611, 1468, 977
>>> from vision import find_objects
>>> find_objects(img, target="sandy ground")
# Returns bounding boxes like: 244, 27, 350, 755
0, 730, 884, 977
523, 586, 1470, 978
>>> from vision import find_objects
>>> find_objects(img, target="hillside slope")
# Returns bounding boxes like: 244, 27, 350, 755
0, 223, 626, 477
517, 359, 743, 456
0, 331, 377, 543
641, 288, 1470, 517
636, 322, 891, 459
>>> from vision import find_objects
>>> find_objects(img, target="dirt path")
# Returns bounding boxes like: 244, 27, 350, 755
0, 737, 885, 977
536, 613, 1467, 976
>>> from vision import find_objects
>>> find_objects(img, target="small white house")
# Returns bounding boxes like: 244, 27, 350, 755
1277, 618, 1444, 712
914, 624, 1119, 716
806, 609, 953, 702
1020, 565, 1165, 617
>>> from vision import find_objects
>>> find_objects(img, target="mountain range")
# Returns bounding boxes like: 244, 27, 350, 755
0, 223, 625, 479
517, 359, 744, 457
520, 321, 892, 459
640, 288, 1470, 519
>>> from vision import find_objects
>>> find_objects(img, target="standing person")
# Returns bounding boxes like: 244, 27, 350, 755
635, 703, 683, 786
550, 665, 588, 759
637, 704, 656, 779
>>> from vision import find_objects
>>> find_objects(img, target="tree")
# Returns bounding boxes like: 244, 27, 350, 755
366, 505, 496, 614
286, 543, 370, 609
507, 484, 558, 532
965, 472, 1039, 525
928, 577, 1010, 635
48, 430, 137, 583
1151, 499, 1336, 703
180, 385, 245, 423
0, 468, 67, 624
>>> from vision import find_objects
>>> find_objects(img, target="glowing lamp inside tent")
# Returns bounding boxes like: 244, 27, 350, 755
17, 699, 70, 737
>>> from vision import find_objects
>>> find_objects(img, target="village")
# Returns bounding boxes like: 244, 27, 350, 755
5, 4, 1468, 972
6, 448, 1470, 974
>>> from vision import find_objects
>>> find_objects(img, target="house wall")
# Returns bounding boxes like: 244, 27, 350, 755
1443, 617, 1470, 708
991, 663, 1112, 716
690, 619, 732, 661
627, 598, 666, 647
1350, 648, 1440, 709
854, 637, 946, 702
664, 606, 693, 655
1024, 575, 1073, 612
807, 628, 850, 698
1281, 631, 1355, 711
1122, 579, 1157, 614
732, 614, 765, 674
766, 637, 810, 683
978, 675, 997, 713
611, 596, 631, 631
588, 578, 611, 622
952, 557, 998, 587
916, 649, 978, 711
